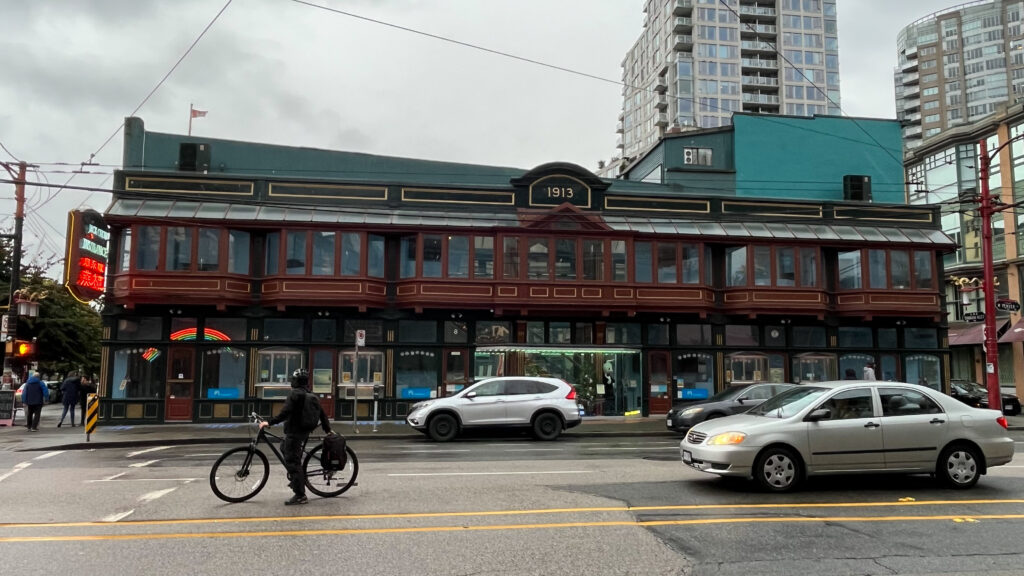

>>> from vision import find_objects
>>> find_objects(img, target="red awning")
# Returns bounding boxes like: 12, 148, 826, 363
999, 319, 1024, 343
948, 321, 1007, 346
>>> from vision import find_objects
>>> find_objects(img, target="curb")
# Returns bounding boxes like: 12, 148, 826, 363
15, 429, 680, 452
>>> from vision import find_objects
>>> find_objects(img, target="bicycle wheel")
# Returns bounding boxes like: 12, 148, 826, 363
303, 444, 359, 498
210, 446, 270, 503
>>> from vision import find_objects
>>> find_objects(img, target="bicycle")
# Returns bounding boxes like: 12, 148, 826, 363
209, 412, 358, 503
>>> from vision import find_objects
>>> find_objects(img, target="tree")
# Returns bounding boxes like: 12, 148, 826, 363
0, 235, 102, 377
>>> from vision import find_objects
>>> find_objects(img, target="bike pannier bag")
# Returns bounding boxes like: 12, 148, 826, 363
321, 433, 348, 471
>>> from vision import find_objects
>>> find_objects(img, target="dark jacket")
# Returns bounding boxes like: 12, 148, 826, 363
268, 387, 330, 436
61, 375, 82, 406
21, 375, 49, 406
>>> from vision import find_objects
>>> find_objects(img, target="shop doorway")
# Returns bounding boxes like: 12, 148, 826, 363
165, 346, 194, 421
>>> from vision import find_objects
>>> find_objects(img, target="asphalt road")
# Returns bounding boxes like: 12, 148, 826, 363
3, 434, 1024, 575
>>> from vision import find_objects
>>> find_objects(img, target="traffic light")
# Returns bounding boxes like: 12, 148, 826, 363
13, 339, 33, 357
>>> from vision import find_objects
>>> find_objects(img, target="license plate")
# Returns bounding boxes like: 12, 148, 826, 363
666, 417, 672, 426
682, 450, 692, 464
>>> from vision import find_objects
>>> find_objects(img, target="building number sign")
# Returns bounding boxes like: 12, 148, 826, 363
528, 175, 591, 208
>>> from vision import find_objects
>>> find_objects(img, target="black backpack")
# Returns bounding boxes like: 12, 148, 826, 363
300, 392, 322, 432
321, 433, 348, 471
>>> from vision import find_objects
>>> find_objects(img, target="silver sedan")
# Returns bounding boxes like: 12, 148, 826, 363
680, 380, 1014, 492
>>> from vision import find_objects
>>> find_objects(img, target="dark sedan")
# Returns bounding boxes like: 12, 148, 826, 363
949, 380, 1021, 416
666, 383, 794, 433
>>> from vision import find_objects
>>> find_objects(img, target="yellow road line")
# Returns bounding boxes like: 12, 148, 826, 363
2, 499, 1024, 530
3, 514, 1024, 543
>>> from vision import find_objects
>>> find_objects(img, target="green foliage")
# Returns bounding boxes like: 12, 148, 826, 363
1, 235, 101, 376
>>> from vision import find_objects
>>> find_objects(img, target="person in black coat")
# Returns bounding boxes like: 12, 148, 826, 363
259, 369, 330, 505
58, 371, 81, 427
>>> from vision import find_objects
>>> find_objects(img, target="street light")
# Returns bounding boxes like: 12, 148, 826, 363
977, 134, 1024, 413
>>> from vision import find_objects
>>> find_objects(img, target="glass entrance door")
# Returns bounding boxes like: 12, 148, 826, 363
647, 351, 672, 414
165, 346, 194, 421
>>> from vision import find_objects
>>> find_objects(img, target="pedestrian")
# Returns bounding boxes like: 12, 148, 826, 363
58, 371, 81, 427
79, 375, 97, 423
863, 362, 877, 381
258, 369, 331, 505
20, 372, 48, 432
844, 368, 857, 380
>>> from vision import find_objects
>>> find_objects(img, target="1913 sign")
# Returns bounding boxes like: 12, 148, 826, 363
529, 175, 591, 209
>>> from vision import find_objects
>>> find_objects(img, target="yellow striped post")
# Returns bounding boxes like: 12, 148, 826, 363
85, 393, 98, 441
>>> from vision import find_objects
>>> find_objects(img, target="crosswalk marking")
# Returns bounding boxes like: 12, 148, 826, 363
127, 446, 171, 458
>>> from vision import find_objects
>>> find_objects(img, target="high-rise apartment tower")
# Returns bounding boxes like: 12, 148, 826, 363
895, 0, 1024, 151
617, 0, 840, 162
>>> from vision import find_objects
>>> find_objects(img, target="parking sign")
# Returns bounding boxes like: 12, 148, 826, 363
356, 329, 366, 347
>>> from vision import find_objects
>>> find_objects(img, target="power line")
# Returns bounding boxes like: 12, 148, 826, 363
0, 140, 20, 162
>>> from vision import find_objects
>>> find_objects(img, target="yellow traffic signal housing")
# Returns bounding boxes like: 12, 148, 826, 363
13, 339, 33, 357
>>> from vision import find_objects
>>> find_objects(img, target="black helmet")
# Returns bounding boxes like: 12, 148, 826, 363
290, 368, 310, 388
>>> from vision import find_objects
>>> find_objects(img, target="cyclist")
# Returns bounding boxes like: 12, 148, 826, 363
259, 369, 331, 505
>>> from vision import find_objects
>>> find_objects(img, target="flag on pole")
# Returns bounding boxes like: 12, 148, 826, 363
191, 108, 208, 118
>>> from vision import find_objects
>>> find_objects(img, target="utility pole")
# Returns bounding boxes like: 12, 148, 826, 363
1, 161, 26, 375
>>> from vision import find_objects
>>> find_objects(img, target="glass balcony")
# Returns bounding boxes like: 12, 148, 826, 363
739, 5, 776, 17
741, 40, 775, 53
673, 0, 693, 16
741, 75, 779, 87
673, 34, 693, 50
902, 72, 919, 85
741, 58, 779, 70
673, 17, 693, 32
742, 93, 780, 104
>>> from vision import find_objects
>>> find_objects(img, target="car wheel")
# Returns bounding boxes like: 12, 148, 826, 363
937, 443, 981, 489
427, 413, 458, 442
753, 446, 802, 493
532, 412, 562, 441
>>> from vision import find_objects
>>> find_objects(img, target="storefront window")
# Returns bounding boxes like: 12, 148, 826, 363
228, 230, 250, 274
905, 353, 940, 389
119, 229, 132, 272
264, 319, 303, 341
135, 226, 160, 271
423, 235, 442, 278
635, 241, 653, 283
555, 239, 577, 280
792, 326, 826, 347
474, 237, 494, 279
676, 324, 712, 345
611, 241, 627, 281
725, 324, 759, 346
682, 244, 699, 283
606, 323, 641, 344
726, 352, 768, 384
197, 228, 219, 271
286, 231, 306, 274
791, 352, 836, 383
341, 233, 361, 276
839, 353, 874, 380
111, 347, 166, 399
312, 231, 335, 276
343, 320, 384, 343
550, 322, 571, 344
117, 317, 162, 340
400, 236, 416, 278
905, 328, 938, 348
368, 235, 385, 278
838, 250, 861, 289
396, 349, 439, 399
399, 320, 437, 343
776, 247, 795, 286
474, 351, 505, 379
754, 246, 771, 286
726, 246, 747, 286
673, 352, 714, 399
257, 347, 303, 385
648, 324, 670, 346
891, 250, 910, 289
878, 328, 898, 349
476, 321, 511, 344
444, 349, 468, 393
528, 238, 549, 280
503, 237, 520, 279
800, 248, 817, 287
583, 240, 603, 281
838, 327, 872, 348
311, 318, 337, 342
527, 322, 545, 344
201, 347, 247, 399
575, 323, 594, 344
448, 235, 469, 278
265, 232, 280, 275
444, 321, 468, 344
205, 318, 246, 341
868, 249, 886, 289
311, 349, 333, 394
166, 227, 192, 271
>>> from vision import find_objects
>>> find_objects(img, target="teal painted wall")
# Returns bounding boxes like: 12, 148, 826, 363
732, 114, 905, 203
626, 130, 736, 195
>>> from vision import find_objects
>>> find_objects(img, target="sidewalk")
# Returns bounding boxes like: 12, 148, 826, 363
0, 403, 677, 452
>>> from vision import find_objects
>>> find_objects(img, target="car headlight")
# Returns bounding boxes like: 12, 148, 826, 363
680, 407, 704, 418
707, 432, 746, 445
411, 401, 434, 412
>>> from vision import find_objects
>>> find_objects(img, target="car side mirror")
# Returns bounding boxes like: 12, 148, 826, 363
806, 408, 831, 422
736, 396, 748, 404
465, 392, 477, 400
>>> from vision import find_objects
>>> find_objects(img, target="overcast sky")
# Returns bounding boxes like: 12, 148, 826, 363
0, 0, 945, 270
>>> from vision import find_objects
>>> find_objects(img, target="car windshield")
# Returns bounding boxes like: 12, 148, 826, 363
749, 386, 828, 418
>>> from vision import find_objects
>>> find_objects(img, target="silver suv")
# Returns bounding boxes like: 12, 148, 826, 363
406, 376, 582, 442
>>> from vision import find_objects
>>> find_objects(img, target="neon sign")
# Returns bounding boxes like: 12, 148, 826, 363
63, 210, 110, 303
170, 328, 232, 341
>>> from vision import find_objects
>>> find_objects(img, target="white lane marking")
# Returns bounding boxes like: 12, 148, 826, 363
185, 453, 224, 457
0, 462, 32, 483
584, 446, 679, 451
87, 477, 201, 483
388, 470, 590, 477
400, 449, 472, 453
127, 446, 171, 458
34, 451, 66, 460
104, 472, 127, 481
101, 510, 135, 523
129, 460, 159, 468
503, 448, 564, 452
138, 487, 177, 503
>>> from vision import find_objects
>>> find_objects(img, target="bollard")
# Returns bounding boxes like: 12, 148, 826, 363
85, 393, 98, 441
